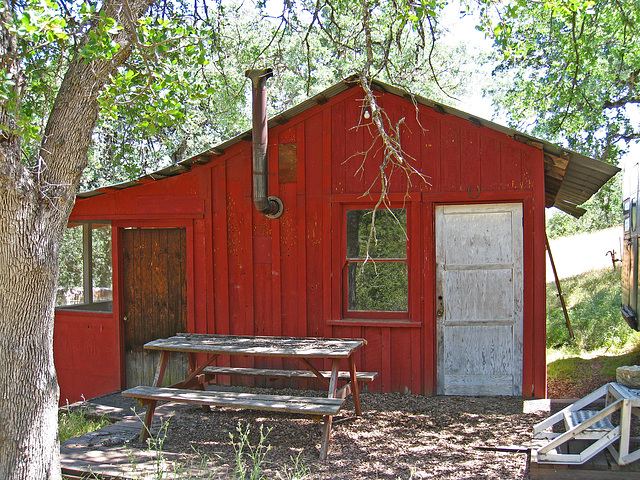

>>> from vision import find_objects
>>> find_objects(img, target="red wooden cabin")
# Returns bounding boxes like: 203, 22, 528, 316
54, 77, 618, 403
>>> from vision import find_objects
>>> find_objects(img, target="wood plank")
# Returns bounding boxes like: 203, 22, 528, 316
344, 93, 365, 194
530, 462, 640, 479
331, 101, 346, 194
460, 121, 481, 191
122, 386, 345, 416
440, 119, 460, 192
202, 365, 377, 381
419, 110, 441, 192
480, 135, 501, 191
144, 333, 365, 358
212, 162, 230, 336
501, 142, 523, 190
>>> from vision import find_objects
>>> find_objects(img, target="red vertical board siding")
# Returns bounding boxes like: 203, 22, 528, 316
440, 118, 461, 192
212, 162, 230, 336
253, 262, 273, 336
422, 202, 437, 395
480, 134, 502, 191
522, 198, 535, 398
344, 94, 366, 194
397, 101, 423, 194
308, 109, 330, 339
363, 93, 384, 194
60, 86, 552, 398
277, 129, 298, 374
54, 311, 120, 404
331, 101, 346, 194
190, 219, 203, 334
196, 167, 212, 334
295, 121, 308, 340
226, 151, 253, 341
329, 202, 343, 325
183, 224, 196, 335
363, 327, 384, 392
279, 180, 298, 339
321, 109, 333, 339
390, 328, 411, 392
460, 123, 481, 191
419, 110, 442, 192
112, 225, 125, 388
502, 142, 523, 190
533, 150, 547, 398
521, 146, 536, 189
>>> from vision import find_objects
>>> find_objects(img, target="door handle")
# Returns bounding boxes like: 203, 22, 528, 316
123, 316, 129, 322
436, 296, 444, 317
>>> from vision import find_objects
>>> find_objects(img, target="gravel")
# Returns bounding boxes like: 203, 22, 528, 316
95, 387, 549, 479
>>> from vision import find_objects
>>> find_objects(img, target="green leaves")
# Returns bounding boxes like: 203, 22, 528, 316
78, 14, 122, 61
483, 0, 640, 163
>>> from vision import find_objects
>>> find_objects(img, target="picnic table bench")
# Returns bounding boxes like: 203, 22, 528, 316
122, 333, 376, 459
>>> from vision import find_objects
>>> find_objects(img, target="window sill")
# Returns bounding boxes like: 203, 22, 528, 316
327, 319, 421, 328
55, 301, 113, 313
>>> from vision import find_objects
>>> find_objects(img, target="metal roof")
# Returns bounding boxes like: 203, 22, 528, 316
78, 76, 620, 217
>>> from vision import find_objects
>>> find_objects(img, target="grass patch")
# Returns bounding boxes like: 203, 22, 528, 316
58, 407, 111, 443
546, 266, 638, 352
546, 265, 640, 397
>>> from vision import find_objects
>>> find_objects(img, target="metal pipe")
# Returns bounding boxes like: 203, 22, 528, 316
245, 68, 283, 219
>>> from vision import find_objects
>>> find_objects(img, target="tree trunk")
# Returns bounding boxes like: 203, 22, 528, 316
0, 161, 66, 479
0, 1, 154, 477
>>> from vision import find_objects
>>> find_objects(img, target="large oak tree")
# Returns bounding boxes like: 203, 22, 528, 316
0, 1, 155, 477
0, 1, 463, 477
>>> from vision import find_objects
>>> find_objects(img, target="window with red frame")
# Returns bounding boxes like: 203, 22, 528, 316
344, 208, 408, 316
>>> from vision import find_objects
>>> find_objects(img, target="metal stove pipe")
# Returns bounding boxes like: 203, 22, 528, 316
245, 68, 283, 219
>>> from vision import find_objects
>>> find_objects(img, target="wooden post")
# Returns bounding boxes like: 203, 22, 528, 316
545, 233, 575, 340
140, 350, 170, 442
319, 359, 340, 460
82, 223, 93, 304
348, 356, 362, 417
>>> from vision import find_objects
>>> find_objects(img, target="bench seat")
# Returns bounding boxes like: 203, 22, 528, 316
202, 366, 378, 382
122, 385, 345, 417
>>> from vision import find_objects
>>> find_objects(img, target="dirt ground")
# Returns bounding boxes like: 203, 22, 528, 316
90, 387, 552, 480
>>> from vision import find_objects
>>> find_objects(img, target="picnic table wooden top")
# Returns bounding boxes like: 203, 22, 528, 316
144, 333, 366, 359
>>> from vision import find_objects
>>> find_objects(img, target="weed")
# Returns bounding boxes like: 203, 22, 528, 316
58, 404, 111, 443
230, 422, 273, 480
276, 451, 311, 480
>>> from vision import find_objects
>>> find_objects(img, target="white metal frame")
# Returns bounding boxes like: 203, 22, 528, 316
532, 382, 640, 465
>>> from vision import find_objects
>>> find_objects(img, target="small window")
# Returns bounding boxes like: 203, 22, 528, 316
56, 223, 112, 312
344, 208, 408, 316
633, 199, 638, 232
624, 199, 631, 233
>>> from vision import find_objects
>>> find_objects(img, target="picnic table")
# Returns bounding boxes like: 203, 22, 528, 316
122, 333, 376, 459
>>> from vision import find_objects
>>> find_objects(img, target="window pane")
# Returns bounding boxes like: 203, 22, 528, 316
92, 225, 112, 303
346, 208, 407, 259
348, 261, 408, 312
56, 226, 84, 306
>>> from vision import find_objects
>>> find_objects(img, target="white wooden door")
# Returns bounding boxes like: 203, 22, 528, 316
435, 204, 523, 396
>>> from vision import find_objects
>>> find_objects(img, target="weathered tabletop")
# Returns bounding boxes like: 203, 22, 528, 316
144, 333, 366, 358
129, 333, 370, 459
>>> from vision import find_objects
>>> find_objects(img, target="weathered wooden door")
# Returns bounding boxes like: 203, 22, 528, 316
435, 204, 523, 396
122, 228, 188, 387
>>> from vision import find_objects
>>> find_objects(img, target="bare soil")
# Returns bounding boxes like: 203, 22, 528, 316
101, 387, 551, 480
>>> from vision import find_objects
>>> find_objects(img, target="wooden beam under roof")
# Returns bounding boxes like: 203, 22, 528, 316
543, 153, 570, 207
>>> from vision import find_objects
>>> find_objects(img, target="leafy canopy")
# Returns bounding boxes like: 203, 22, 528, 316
3, 0, 481, 190
481, 0, 640, 161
